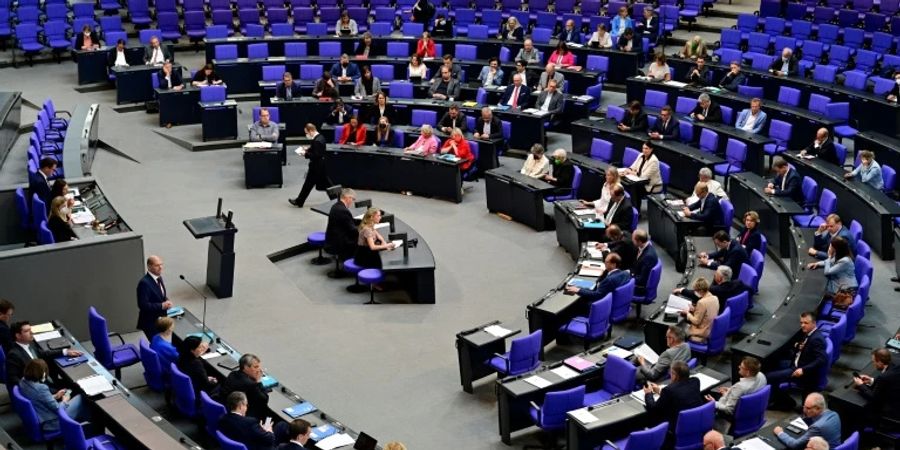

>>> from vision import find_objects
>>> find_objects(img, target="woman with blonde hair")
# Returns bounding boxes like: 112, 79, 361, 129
384, 443, 407, 450
356, 208, 396, 269
581, 167, 621, 215
404, 124, 439, 155
48, 196, 77, 242
681, 277, 719, 342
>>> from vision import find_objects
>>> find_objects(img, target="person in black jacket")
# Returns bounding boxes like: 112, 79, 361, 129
617, 28, 642, 53
618, 100, 648, 132
327, 99, 351, 125
649, 105, 679, 141
219, 354, 270, 421
686, 56, 710, 86
542, 149, 576, 195
354, 32, 382, 58
638, 7, 659, 44
439, 104, 468, 134
156, 61, 183, 90
601, 185, 634, 232
675, 265, 748, 312
690, 93, 723, 123
769, 47, 798, 77
108, 39, 129, 67
136, 255, 175, 338
325, 188, 359, 264
290, 124, 331, 207
473, 107, 502, 140
29, 157, 57, 207
75, 24, 99, 51
765, 157, 803, 203
279, 419, 313, 449
176, 336, 219, 395
737, 211, 763, 256
6, 321, 81, 387
275, 72, 301, 100
0, 299, 13, 352
644, 361, 705, 425
218, 392, 276, 450
700, 231, 748, 271
718, 61, 745, 92
766, 312, 830, 408
47, 196, 77, 243
800, 128, 841, 166
854, 348, 900, 430
597, 225, 638, 271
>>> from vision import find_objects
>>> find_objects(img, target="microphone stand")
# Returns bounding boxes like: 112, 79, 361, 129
180, 275, 211, 340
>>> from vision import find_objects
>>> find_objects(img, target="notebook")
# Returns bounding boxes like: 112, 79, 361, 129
564, 355, 597, 372
283, 401, 317, 418
567, 278, 595, 289
310, 424, 338, 441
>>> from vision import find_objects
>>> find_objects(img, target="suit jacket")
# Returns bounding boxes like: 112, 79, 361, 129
639, 16, 659, 38
219, 371, 270, 421
707, 239, 748, 271
639, 342, 691, 381
858, 364, 900, 421
156, 69, 183, 90
718, 71, 745, 92
629, 154, 662, 192
538, 71, 565, 91
735, 109, 768, 134
691, 102, 723, 123
769, 56, 799, 76
278, 443, 308, 450
787, 328, 829, 388
329, 62, 361, 80
617, 35, 643, 53
353, 77, 382, 97
338, 124, 367, 146
813, 226, 856, 260
217, 413, 276, 450
475, 116, 503, 140
687, 65, 710, 86
557, 28, 581, 44
48, 215, 77, 242
683, 279, 749, 312
17, 380, 62, 432
477, 66, 505, 87
438, 112, 468, 133
621, 110, 648, 132
275, 82, 301, 100
136, 273, 167, 335
645, 377, 705, 425
177, 355, 218, 394
325, 201, 358, 260
28, 170, 52, 206
776, 409, 842, 450
0, 320, 11, 352
143, 45, 172, 64
632, 244, 659, 289
577, 269, 631, 300
688, 194, 721, 226
737, 227, 763, 256
354, 41, 383, 57
499, 83, 531, 108
75, 31, 99, 50
772, 168, 803, 203
428, 77, 461, 98
6, 343, 64, 387
108, 48, 129, 66
549, 160, 576, 191
650, 116, 679, 140
306, 133, 327, 162
604, 197, 634, 231
535, 90, 563, 115
367, 104, 396, 125
804, 140, 841, 166
608, 238, 638, 272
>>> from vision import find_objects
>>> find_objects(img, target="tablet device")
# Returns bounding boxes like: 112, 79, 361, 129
353, 432, 378, 450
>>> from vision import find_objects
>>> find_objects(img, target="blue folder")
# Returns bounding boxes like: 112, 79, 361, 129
582, 221, 607, 229
567, 278, 595, 289
283, 401, 317, 418
55, 355, 88, 367
260, 374, 279, 389
310, 423, 338, 441
166, 306, 185, 317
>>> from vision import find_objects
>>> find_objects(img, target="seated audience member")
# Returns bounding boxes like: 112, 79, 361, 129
737, 211, 763, 255
805, 437, 831, 450
809, 214, 856, 260
581, 167, 621, 216
772, 393, 841, 450
685, 168, 727, 204
330, 54, 360, 83
707, 356, 766, 417
853, 348, 900, 429
618, 100, 648, 132
384, 443, 407, 450
354, 66, 381, 99
473, 107, 502, 140
769, 47, 798, 77
335, 11, 358, 36
150, 317, 178, 370
703, 431, 729, 450
219, 353, 270, 421
499, 73, 530, 110
807, 237, 857, 297
6, 321, 80, 387
700, 231, 748, 271
632, 229, 660, 296
431, 14, 453, 38
516, 39, 542, 63
686, 56, 710, 86
368, 92, 396, 125
499, 16, 524, 41
192, 63, 223, 86
29, 157, 56, 206
439, 104, 467, 134
538, 63, 565, 92
765, 312, 829, 407
675, 266, 747, 312
887, 71, 900, 103
429, 66, 461, 100
338, 116, 367, 146
610, 6, 633, 39
765, 157, 802, 201
279, 419, 313, 449
0, 299, 13, 351
354, 32, 381, 57
536, 79, 563, 116
76, 24, 99, 50
432, 54, 461, 80
718, 61, 745, 92
177, 336, 219, 395
644, 361, 704, 425
646, 52, 671, 81
520, 144, 550, 178
327, 99, 351, 125
356, 207, 395, 269
275, 72, 301, 100
736, 98, 768, 134
514, 59, 537, 90
595, 225, 638, 271
557, 19, 582, 43
638, 7, 659, 43
636, 325, 691, 383
157, 61, 183, 90
844, 150, 883, 189
374, 116, 393, 147
600, 185, 635, 231
108, 39, 129, 67
404, 124, 440, 156
407, 55, 429, 79
548, 41, 575, 68
478, 57, 504, 87
144, 36, 170, 65
624, 141, 662, 210
564, 253, 631, 299
249, 107, 279, 143
683, 182, 722, 228
49, 179, 73, 220
325, 188, 359, 263
541, 149, 576, 195
680, 277, 720, 343
18, 359, 87, 433
416, 31, 436, 58
440, 128, 474, 171
680, 35, 708, 59
617, 28, 642, 53
313, 72, 338, 99
218, 392, 276, 450
587, 24, 613, 49
800, 128, 841, 165
47, 196, 77, 242
690, 93, 723, 123
649, 105, 679, 140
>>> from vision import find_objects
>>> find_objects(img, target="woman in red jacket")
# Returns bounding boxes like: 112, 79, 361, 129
548, 41, 575, 68
339, 115, 367, 146
416, 31, 436, 58
440, 128, 473, 171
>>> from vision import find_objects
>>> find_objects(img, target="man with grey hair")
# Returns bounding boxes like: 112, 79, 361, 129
219, 353, 270, 421
686, 168, 727, 205
474, 107, 502, 140
673, 265, 748, 312
538, 62, 565, 91
769, 47, 798, 77
499, 73, 531, 109
218, 391, 276, 449
637, 325, 692, 382
773, 393, 842, 450
542, 149, 575, 195
326, 188, 359, 265
690, 92, 723, 123
805, 437, 830, 450
515, 38, 541, 63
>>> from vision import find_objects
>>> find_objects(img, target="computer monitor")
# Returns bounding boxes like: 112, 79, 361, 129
353, 432, 377, 450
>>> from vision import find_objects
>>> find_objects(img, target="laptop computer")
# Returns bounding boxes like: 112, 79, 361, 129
353, 432, 378, 450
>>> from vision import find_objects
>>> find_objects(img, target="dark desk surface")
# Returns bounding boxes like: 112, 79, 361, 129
183, 215, 237, 238
485, 165, 556, 191
0, 427, 23, 450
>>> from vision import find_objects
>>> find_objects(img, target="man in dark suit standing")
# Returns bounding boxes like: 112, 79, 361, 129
136, 255, 174, 338
766, 312, 829, 408
0, 299, 13, 351
278, 419, 313, 449
598, 225, 637, 271
602, 185, 634, 231
275, 72, 301, 100
498, 73, 531, 111
29, 157, 57, 207
701, 231, 748, 271
800, 128, 841, 166
473, 107, 502, 141
644, 361, 705, 425
290, 123, 331, 208
565, 253, 631, 300
325, 188, 359, 266
5, 321, 81, 387
649, 105, 679, 141
632, 229, 659, 296
765, 157, 803, 203
218, 392, 276, 450
854, 348, 900, 430
219, 353, 270, 421
683, 182, 722, 229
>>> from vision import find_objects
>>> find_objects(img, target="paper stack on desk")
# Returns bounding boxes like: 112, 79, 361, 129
31, 322, 55, 334
316, 433, 355, 450
570, 408, 599, 424
33, 330, 62, 342
633, 343, 659, 365
71, 210, 96, 225
244, 142, 272, 149
737, 437, 776, 450
573, 208, 596, 216
77, 374, 114, 396
578, 263, 605, 277
664, 295, 692, 314
605, 346, 634, 360
629, 389, 657, 405
484, 325, 513, 338
550, 365, 580, 380
524, 375, 553, 388
790, 416, 810, 431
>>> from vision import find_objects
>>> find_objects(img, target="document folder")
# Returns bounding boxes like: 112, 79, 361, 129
56, 355, 88, 367
283, 401, 317, 418
166, 306, 185, 317
310, 424, 338, 441
567, 278, 595, 289
260, 374, 279, 389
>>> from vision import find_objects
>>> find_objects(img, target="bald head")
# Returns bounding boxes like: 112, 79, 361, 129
703, 430, 725, 450
147, 255, 163, 276
816, 127, 829, 141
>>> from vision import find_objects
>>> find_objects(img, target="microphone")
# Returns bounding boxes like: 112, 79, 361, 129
180, 275, 211, 340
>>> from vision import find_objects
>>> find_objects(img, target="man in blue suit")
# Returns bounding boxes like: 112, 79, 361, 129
809, 213, 856, 260
765, 157, 803, 203
498, 73, 531, 110
766, 312, 830, 409
565, 253, 630, 300
557, 19, 581, 44
329, 54, 361, 83
631, 229, 659, 296
648, 105, 679, 141
735, 98, 768, 134
136, 255, 175, 338
773, 393, 842, 449
700, 231, 748, 271
683, 182, 722, 229
218, 392, 277, 450
29, 157, 57, 207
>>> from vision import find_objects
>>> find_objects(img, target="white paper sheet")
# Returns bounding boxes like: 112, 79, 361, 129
633, 343, 659, 365
524, 375, 553, 388
573, 208, 596, 216
664, 295, 693, 314
605, 346, 633, 360
484, 325, 513, 338
76, 374, 114, 396
737, 437, 776, 450
316, 433, 356, 450
790, 416, 810, 431
570, 408, 599, 424
33, 330, 62, 342
31, 323, 55, 334
550, 365, 580, 380
391, 239, 404, 249
692, 372, 721, 391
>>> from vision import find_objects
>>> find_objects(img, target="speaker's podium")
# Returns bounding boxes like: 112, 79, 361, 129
183, 215, 237, 298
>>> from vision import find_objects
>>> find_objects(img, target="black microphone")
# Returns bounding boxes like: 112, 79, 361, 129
180, 275, 211, 340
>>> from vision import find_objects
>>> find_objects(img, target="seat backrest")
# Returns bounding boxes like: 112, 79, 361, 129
247, 42, 269, 59
623, 421, 669, 450
200, 85, 227, 102
882, 165, 896, 192
201, 391, 226, 437
170, 362, 197, 417
11, 386, 45, 442
588, 293, 613, 337
622, 147, 639, 167
410, 109, 437, 127
508, 330, 542, 375
261, 65, 285, 82
849, 220, 863, 243
603, 353, 637, 396
732, 384, 771, 437
15, 187, 30, 230
645, 90, 668, 108
216, 430, 249, 450
800, 176, 818, 208
215, 44, 238, 60
59, 405, 91, 450
139, 338, 166, 392
88, 306, 114, 368
610, 278, 635, 322
535, 385, 585, 430
706, 307, 730, 353
674, 401, 715, 449
726, 291, 749, 334
738, 264, 758, 293
725, 139, 747, 165
768, 119, 792, 143
590, 138, 613, 162
835, 431, 860, 450
817, 188, 836, 216
777, 86, 800, 107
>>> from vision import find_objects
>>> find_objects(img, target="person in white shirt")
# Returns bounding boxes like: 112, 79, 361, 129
335, 11, 358, 36
705, 356, 767, 416
520, 144, 550, 178
143, 36, 170, 66
408, 55, 428, 79
581, 167, 621, 215
109, 39, 129, 67
686, 168, 728, 204
588, 24, 613, 48
646, 52, 671, 81
735, 98, 768, 134
477, 57, 504, 87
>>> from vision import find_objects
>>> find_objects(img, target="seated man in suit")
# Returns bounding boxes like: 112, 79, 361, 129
772, 393, 842, 449
769, 47, 799, 77
275, 72, 301, 100
432, 54, 462, 80
799, 127, 841, 166
618, 100, 648, 132
764, 157, 802, 202
631, 229, 659, 296
218, 392, 276, 450
473, 107, 502, 141
279, 419, 313, 449
565, 252, 630, 300
706, 356, 767, 417
596, 225, 637, 271
735, 98, 767, 134
809, 213, 856, 260
675, 265, 748, 312
686, 56, 710, 86
541, 149, 576, 195
683, 182, 722, 229
600, 185, 634, 231
637, 325, 692, 382
0, 299, 13, 351
644, 361, 704, 425
6, 321, 81, 387
515, 38, 541, 64
312, 72, 338, 99
535, 79, 564, 117
249, 107, 279, 143
556, 19, 582, 44
853, 348, 900, 431
29, 157, 57, 207
108, 39, 129, 67
718, 60, 745, 92
325, 188, 359, 268
439, 104, 468, 134
685, 168, 727, 203
136, 255, 176, 338
690, 93, 723, 123
143, 36, 171, 65
330, 53, 361, 83
538, 63, 565, 92
700, 231, 748, 271
477, 57, 505, 87
218, 354, 270, 421
649, 105, 679, 141
765, 312, 830, 409
75, 24, 99, 51
429, 66, 461, 100
157, 61, 183, 91
499, 73, 531, 110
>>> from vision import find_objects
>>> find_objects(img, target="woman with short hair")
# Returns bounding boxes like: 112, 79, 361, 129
18, 359, 88, 432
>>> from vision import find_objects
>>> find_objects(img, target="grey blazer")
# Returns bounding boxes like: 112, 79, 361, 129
354, 77, 382, 98
535, 91, 564, 115
639, 342, 691, 381
429, 77, 461, 98
538, 71, 565, 91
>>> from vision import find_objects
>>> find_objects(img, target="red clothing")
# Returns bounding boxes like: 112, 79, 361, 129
339, 124, 367, 145
441, 137, 473, 170
416, 39, 436, 58
548, 50, 575, 67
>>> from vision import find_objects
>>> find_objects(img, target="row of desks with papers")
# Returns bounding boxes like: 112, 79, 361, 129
552, 200, 611, 260
727, 172, 806, 261
75, 45, 173, 85
33, 321, 204, 450
203, 35, 639, 83
168, 309, 384, 449
64, 180, 133, 239
111, 64, 183, 105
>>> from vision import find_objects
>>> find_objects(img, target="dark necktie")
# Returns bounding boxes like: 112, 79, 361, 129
157, 277, 166, 297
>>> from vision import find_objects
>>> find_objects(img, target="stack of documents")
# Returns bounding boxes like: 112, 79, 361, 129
484, 324, 514, 338
629, 389, 657, 405
564, 355, 597, 372
664, 81, 688, 88
244, 142, 272, 149
633, 343, 659, 365
573, 208, 596, 216
31, 322, 55, 334
789, 416, 810, 431
77, 374, 115, 396
570, 408, 600, 424
316, 433, 355, 450
578, 262, 605, 277
71, 210, 96, 225
390, 239, 404, 249
664, 295, 692, 314
586, 246, 604, 260
524, 375, 552, 388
